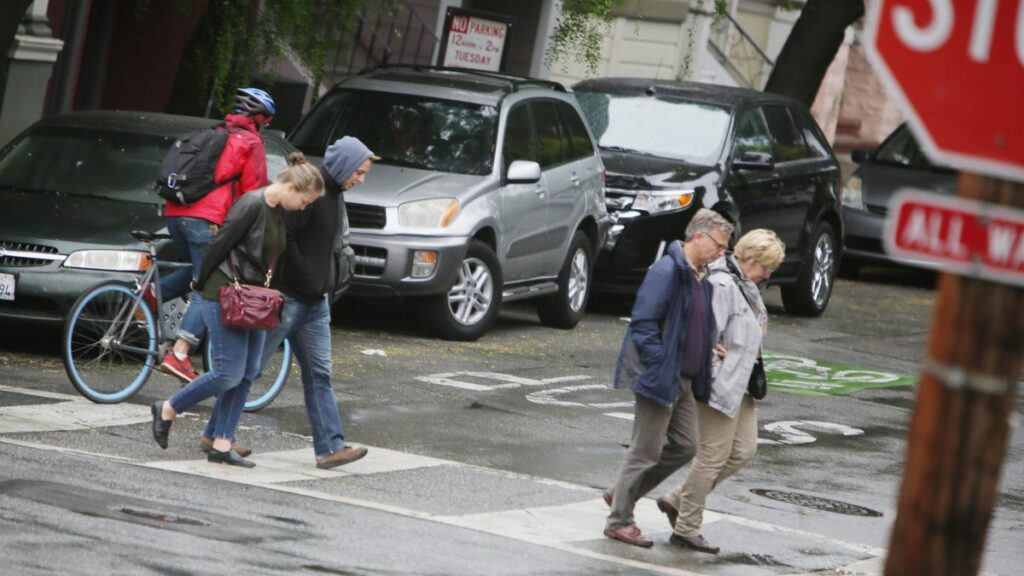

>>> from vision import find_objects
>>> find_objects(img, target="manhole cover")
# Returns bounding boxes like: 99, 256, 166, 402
750, 489, 883, 517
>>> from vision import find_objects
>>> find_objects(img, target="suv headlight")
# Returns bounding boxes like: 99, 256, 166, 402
842, 176, 865, 210
398, 198, 461, 228
63, 250, 150, 271
631, 189, 695, 215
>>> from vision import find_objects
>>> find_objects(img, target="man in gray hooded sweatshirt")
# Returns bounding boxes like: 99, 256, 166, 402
202, 136, 377, 468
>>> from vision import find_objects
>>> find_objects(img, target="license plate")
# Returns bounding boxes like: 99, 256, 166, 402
0, 273, 14, 301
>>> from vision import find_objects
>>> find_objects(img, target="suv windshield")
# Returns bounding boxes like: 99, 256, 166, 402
873, 125, 951, 171
0, 126, 171, 201
290, 90, 499, 176
575, 92, 730, 164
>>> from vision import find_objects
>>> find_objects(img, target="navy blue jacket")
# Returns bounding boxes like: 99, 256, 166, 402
613, 240, 716, 406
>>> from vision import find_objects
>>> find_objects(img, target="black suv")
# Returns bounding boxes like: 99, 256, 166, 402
573, 78, 843, 316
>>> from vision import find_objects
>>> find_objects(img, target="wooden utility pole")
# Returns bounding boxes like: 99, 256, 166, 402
885, 173, 1024, 575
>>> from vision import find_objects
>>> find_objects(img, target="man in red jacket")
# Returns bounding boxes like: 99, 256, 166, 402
154, 87, 276, 383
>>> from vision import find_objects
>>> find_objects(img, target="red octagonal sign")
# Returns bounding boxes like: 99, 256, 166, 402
865, 0, 1024, 182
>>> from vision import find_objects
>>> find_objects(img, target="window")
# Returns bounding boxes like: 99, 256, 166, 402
503, 104, 535, 171
797, 112, 832, 159
734, 108, 773, 157
289, 89, 498, 175
532, 101, 566, 168
557, 102, 595, 161
763, 105, 809, 162
874, 125, 942, 169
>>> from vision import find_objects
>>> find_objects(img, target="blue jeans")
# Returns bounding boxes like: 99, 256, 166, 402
204, 296, 346, 457
163, 217, 213, 347
171, 297, 266, 441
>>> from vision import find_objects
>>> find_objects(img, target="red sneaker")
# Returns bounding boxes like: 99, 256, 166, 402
157, 351, 198, 383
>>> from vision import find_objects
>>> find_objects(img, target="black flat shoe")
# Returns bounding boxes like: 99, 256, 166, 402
208, 447, 255, 468
151, 401, 172, 449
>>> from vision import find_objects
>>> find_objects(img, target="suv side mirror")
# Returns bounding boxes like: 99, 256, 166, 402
506, 160, 542, 184
732, 151, 774, 171
851, 148, 871, 164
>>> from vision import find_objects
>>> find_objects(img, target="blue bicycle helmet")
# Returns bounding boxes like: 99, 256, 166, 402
233, 87, 276, 116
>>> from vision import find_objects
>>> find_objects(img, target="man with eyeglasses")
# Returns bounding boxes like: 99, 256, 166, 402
602, 208, 735, 549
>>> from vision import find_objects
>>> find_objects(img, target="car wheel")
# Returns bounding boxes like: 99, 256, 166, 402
781, 222, 836, 316
420, 240, 502, 341
537, 231, 592, 328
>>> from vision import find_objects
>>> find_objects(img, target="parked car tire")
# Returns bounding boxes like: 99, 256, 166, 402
537, 231, 592, 329
781, 221, 836, 316
420, 240, 502, 341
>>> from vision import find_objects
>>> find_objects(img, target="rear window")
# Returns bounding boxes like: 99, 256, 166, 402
0, 126, 171, 202
290, 89, 499, 176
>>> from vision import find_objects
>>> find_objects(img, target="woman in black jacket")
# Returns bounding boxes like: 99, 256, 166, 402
149, 153, 324, 467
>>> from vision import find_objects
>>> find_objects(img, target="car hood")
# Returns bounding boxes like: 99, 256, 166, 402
0, 189, 163, 251
854, 162, 957, 211
601, 150, 719, 191
342, 164, 487, 207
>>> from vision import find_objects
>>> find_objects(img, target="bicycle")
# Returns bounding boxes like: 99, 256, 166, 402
62, 230, 291, 410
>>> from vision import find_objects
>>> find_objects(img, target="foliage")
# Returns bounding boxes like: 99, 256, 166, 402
138, 0, 367, 116
544, 0, 620, 75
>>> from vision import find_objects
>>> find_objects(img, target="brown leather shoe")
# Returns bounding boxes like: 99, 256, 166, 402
603, 524, 653, 548
669, 533, 720, 554
656, 496, 679, 528
200, 436, 252, 458
316, 445, 368, 469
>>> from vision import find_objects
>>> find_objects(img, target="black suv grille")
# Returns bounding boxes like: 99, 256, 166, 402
0, 241, 61, 267
347, 203, 386, 229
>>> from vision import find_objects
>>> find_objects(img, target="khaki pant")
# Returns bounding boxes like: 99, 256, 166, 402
668, 394, 757, 537
606, 383, 697, 529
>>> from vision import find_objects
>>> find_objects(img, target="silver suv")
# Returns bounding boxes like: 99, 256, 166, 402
289, 66, 610, 340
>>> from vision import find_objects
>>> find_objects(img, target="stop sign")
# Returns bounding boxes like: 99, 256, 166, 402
864, 0, 1024, 182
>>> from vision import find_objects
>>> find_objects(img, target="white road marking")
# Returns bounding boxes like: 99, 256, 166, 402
0, 400, 150, 433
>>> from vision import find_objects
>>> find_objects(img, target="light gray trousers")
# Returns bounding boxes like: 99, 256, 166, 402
606, 382, 698, 529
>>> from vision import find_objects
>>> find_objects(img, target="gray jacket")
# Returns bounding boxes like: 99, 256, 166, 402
707, 255, 766, 418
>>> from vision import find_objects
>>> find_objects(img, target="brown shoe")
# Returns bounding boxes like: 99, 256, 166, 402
656, 496, 679, 528
602, 491, 612, 507
669, 533, 720, 554
603, 524, 653, 548
316, 445, 368, 469
200, 436, 252, 458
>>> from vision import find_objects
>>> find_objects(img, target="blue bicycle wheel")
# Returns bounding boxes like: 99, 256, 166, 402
63, 281, 157, 403
202, 337, 291, 412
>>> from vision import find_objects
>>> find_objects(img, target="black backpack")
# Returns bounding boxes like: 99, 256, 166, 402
155, 124, 239, 205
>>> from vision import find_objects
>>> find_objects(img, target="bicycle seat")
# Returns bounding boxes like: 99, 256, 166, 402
132, 230, 172, 242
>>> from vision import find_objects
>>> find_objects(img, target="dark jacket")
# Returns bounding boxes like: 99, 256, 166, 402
196, 189, 283, 290
277, 166, 352, 304
613, 240, 716, 406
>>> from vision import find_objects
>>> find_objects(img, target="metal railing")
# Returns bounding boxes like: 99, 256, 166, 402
321, 1, 440, 89
707, 11, 774, 89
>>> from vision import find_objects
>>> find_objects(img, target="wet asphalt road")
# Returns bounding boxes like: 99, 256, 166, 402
0, 265, 1021, 575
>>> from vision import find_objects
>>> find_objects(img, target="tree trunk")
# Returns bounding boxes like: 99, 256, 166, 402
763, 0, 864, 107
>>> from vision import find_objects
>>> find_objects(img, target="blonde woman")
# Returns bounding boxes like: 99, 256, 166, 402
150, 153, 324, 467
666, 228, 784, 554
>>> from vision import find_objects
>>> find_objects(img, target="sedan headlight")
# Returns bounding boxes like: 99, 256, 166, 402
631, 189, 695, 215
63, 250, 150, 271
842, 176, 865, 210
398, 198, 461, 228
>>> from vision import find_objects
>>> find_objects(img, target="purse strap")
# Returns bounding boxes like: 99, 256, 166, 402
720, 260, 764, 359
226, 211, 284, 288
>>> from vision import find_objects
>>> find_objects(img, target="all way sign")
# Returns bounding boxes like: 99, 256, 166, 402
884, 190, 1024, 287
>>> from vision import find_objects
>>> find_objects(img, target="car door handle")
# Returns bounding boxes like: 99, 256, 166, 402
535, 186, 547, 198
770, 181, 784, 191
571, 173, 581, 187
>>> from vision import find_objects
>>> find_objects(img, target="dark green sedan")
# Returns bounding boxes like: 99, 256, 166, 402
0, 111, 294, 325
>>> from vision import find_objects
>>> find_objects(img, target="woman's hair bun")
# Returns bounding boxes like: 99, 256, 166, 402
287, 151, 307, 165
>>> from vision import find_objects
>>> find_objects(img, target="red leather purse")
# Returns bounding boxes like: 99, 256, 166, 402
218, 218, 284, 330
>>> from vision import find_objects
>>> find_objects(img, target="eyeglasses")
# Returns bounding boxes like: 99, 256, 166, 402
704, 232, 729, 253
